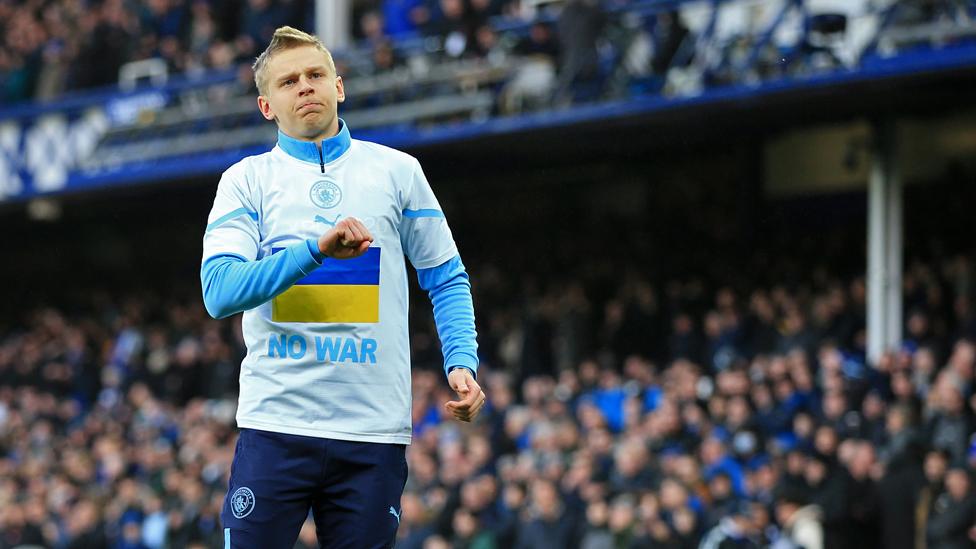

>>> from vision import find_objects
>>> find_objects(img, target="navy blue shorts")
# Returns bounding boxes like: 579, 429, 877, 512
220, 428, 408, 549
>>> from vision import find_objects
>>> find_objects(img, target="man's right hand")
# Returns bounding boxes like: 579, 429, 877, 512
318, 217, 373, 259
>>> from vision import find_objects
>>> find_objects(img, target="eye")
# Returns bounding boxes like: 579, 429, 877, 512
311, 72, 323, 79
283, 79, 295, 86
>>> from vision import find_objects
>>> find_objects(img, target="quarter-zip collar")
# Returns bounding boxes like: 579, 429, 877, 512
277, 119, 351, 172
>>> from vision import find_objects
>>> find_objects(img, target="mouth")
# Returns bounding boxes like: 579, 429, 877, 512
297, 101, 322, 112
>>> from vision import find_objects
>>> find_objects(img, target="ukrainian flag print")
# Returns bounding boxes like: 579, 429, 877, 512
272, 247, 381, 323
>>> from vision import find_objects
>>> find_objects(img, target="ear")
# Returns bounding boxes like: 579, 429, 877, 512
335, 75, 345, 104
257, 95, 276, 121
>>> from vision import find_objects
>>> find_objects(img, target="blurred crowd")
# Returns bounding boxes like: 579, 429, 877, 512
0, 295, 241, 548
0, 0, 780, 111
0, 0, 604, 108
2, 247, 976, 548
0, 0, 310, 103
5, 0, 970, 116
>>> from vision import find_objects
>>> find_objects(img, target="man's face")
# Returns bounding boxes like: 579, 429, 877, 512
775, 501, 797, 527
258, 45, 345, 141
924, 452, 947, 483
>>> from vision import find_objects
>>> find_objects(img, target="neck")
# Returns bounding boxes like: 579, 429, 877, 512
286, 119, 340, 143
277, 118, 351, 169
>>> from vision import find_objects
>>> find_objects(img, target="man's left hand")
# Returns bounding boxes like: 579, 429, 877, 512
445, 368, 486, 423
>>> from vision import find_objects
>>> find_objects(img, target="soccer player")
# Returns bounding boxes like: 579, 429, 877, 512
200, 26, 484, 548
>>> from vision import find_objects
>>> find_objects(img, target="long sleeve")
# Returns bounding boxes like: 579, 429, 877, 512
416, 255, 479, 378
201, 239, 324, 319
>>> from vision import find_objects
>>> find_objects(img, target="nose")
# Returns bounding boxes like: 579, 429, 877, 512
297, 75, 314, 95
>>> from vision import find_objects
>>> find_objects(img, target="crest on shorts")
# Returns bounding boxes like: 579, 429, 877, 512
231, 487, 255, 519
310, 180, 342, 209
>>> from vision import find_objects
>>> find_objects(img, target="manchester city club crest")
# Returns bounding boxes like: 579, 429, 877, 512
231, 486, 255, 519
310, 180, 342, 209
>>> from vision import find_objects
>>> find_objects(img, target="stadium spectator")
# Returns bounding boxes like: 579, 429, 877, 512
450, 507, 495, 549
916, 448, 952, 547
926, 465, 976, 549
426, 0, 470, 57
358, 9, 389, 48
700, 501, 762, 549
513, 479, 577, 549
381, 0, 429, 38
499, 20, 559, 113
772, 483, 823, 549
553, 0, 606, 105
650, 9, 690, 76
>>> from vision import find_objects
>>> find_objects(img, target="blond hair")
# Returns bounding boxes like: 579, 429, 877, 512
253, 26, 336, 96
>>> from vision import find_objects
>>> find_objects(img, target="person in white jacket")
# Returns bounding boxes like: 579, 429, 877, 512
773, 486, 824, 549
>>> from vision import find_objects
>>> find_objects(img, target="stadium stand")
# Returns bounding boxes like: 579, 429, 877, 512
2, 233, 976, 548
4, 0, 976, 204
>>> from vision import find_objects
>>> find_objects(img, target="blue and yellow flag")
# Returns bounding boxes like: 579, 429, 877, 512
272, 247, 380, 323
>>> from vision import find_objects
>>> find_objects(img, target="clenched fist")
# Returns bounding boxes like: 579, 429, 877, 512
317, 217, 373, 259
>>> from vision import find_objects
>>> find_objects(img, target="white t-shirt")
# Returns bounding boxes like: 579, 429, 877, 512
203, 127, 457, 444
